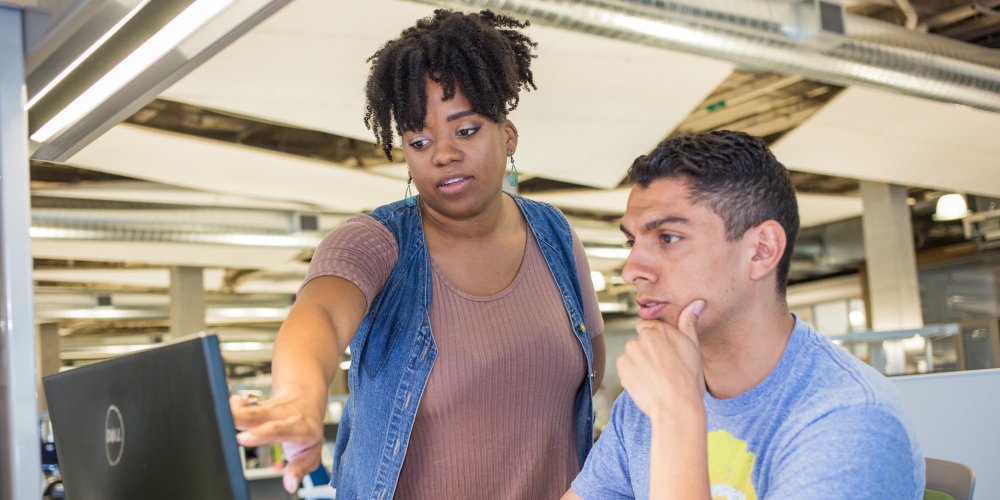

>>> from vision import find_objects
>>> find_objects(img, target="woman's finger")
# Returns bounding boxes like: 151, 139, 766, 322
281, 442, 323, 493
237, 413, 314, 448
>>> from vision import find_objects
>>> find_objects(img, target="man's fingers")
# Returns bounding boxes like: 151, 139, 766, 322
677, 300, 705, 345
616, 349, 636, 389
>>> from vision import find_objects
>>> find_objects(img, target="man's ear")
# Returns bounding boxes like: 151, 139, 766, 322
748, 220, 787, 283
503, 119, 519, 155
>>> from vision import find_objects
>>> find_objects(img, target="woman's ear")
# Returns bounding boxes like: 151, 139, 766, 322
748, 220, 787, 283
503, 119, 519, 155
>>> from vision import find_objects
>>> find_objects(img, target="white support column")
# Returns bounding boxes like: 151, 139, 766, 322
35, 323, 60, 413
0, 6, 42, 500
861, 181, 924, 329
861, 181, 923, 374
169, 266, 206, 338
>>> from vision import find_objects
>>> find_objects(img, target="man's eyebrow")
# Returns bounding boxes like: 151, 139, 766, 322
619, 215, 690, 237
636, 215, 691, 233
446, 109, 476, 122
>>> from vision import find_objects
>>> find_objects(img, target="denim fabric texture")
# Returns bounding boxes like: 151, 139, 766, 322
331, 194, 595, 499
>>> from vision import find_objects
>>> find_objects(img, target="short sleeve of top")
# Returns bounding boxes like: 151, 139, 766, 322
300, 215, 397, 307
300, 213, 604, 340
572, 391, 644, 499
570, 227, 604, 340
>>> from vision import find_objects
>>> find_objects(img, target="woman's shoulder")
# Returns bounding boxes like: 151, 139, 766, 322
327, 213, 393, 239
315, 214, 397, 259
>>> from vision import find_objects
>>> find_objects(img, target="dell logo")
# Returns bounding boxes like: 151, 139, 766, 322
105, 405, 124, 466
106, 428, 122, 443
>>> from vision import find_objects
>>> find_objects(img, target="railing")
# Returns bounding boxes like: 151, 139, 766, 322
829, 318, 1000, 376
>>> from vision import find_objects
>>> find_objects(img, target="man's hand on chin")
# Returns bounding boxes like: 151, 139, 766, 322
617, 299, 711, 500
618, 299, 705, 420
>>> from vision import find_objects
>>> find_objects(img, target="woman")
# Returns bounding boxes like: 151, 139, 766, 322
232, 9, 605, 499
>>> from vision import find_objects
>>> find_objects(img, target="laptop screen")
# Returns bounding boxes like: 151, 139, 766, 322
43, 334, 249, 500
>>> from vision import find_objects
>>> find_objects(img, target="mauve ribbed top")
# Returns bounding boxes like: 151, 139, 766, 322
304, 214, 603, 500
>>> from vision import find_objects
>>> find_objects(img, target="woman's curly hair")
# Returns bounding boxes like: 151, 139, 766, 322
364, 9, 537, 160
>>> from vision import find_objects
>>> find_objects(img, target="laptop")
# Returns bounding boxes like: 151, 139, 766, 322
43, 334, 250, 500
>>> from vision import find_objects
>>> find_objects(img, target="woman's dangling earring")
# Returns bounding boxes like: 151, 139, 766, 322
507, 154, 519, 187
404, 175, 416, 207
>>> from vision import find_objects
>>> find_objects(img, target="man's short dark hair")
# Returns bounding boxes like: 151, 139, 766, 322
627, 130, 799, 295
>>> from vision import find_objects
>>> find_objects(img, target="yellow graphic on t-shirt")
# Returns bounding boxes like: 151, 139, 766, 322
707, 430, 758, 500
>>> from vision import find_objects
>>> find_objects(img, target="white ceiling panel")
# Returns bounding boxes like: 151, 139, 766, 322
160, 0, 734, 189
773, 87, 1000, 197
161, 0, 431, 143
33, 268, 226, 290
528, 188, 633, 217
531, 188, 862, 228
67, 124, 404, 212
513, 29, 733, 188
32, 240, 302, 269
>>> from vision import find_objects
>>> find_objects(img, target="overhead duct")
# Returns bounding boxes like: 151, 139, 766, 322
30, 204, 349, 248
411, 0, 1000, 113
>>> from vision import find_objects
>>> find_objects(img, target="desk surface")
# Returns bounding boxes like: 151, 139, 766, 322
298, 485, 336, 499
245, 467, 284, 480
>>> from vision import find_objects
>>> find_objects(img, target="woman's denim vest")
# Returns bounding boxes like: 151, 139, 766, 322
330, 195, 595, 499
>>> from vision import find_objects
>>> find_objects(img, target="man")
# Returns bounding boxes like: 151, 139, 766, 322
566, 131, 924, 499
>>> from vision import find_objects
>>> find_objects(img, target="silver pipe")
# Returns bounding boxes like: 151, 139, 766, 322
410, 0, 1000, 112
974, 2, 1000, 19
29, 206, 348, 248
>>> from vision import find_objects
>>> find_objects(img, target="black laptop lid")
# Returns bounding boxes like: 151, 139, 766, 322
43, 334, 249, 500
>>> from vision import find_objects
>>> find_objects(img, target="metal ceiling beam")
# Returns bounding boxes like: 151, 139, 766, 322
936, 10, 1000, 40
26, 0, 293, 161
924, 0, 1000, 30
685, 74, 805, 123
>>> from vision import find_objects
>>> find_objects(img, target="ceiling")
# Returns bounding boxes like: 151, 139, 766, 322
18, 0, 1000, 363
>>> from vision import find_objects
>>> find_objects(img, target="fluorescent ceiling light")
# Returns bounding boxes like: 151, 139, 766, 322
45, 308, 160, 320
30, 0, 235, 142
26, 0, 153, 110
211, 307, 289, 320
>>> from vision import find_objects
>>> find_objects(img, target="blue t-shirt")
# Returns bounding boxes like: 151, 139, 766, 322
572, 318, 925, 500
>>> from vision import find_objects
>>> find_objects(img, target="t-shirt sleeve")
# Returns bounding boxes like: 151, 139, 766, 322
301, 214, 398, 308
571, 392, 638, 500
570, 228, 604, 339
765, 405, 923, 500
